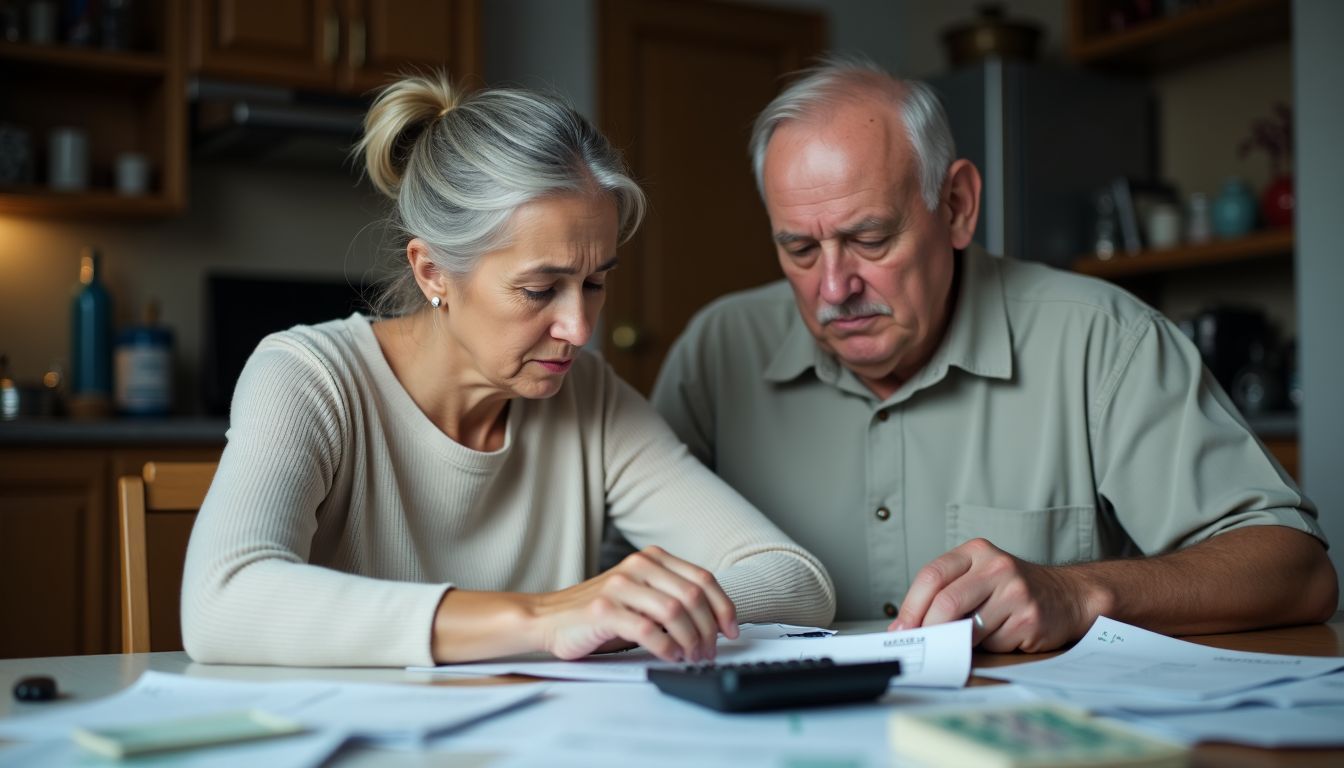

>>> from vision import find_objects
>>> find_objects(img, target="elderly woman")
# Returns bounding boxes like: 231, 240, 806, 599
181, 73, 835, 667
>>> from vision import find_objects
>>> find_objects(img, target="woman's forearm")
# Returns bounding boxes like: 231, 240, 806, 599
429, 589, 541, 663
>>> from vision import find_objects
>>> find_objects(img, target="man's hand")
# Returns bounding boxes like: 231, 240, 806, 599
888, 538, 1109, 652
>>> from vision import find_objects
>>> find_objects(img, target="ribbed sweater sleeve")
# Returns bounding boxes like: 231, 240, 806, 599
181, 316, 835, 668
598, 361, 836, 627
181, 334, 449, 667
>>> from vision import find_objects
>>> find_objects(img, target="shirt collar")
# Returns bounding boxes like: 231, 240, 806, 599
763, 244, 1013, 392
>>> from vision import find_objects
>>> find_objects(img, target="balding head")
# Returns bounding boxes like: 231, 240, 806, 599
749, 55, 955, 213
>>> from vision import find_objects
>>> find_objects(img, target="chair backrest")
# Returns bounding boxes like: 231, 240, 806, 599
117, 461, 218, 653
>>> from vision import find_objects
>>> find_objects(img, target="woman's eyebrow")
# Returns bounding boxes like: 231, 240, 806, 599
519, 256, 620, 277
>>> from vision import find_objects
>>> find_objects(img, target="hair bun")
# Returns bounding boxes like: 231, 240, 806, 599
355, 71, 460, 199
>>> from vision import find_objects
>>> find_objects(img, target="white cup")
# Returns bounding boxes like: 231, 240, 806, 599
115, 152, 149, 196
48, 127, 89, 191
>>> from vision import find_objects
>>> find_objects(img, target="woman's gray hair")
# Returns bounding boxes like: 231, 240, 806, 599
355, 72, 646, 316
749, 55, 955, 212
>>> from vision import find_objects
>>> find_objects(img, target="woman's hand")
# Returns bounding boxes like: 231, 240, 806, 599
535, 546, 738, 662
428, 546, 737, 664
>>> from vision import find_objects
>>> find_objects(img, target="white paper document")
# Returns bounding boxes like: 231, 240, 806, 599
0, 671, 545, 746
734, 623, 836, 639
415, 618, 972, 688
435, 678, 1035, 768
1022, 669, 1344, 715
979, 616, 1344, 700
0, 730, 347, 768
1121, 704, 1344, 748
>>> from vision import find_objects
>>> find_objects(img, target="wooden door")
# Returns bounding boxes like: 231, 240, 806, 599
0, 452, 107, 658
345, 0, 481, 92
599, 0, 826, 393
192, 0, 340, 89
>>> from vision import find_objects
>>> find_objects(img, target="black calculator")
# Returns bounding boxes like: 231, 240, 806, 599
646, 657, 901, 712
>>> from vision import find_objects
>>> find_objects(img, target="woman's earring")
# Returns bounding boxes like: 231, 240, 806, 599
430, 296, 442, 309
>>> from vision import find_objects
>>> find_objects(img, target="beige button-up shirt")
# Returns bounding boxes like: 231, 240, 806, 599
652, 246, 1325, 620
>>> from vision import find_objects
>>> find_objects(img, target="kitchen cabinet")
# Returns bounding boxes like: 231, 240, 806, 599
0, 452, 106, 658
0, 442, 222, 658
190, 0, 481, 93
1064, 0, 1298, 477
0, 1, 186, 217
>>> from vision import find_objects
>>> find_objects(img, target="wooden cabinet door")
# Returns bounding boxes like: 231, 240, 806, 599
0, 452, 107, 658
598, 0, 827, 393
343, 0, 481, 92
193, 0, 341, 89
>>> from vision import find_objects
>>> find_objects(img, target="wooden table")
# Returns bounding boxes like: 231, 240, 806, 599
3, 614, 1341, 766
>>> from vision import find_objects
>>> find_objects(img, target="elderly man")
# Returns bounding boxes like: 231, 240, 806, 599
650, 58, 1336, 651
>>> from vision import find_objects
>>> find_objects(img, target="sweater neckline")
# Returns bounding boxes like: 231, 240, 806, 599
345, 313, 517, 472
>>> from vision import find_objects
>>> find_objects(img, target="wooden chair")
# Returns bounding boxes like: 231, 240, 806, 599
117, 461, 218, 653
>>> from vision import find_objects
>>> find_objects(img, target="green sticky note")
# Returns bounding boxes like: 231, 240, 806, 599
73, 709, 305, 759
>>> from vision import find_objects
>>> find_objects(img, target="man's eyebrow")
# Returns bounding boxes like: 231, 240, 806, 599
773, 231, 812, 246
835, 217, 897, 237
520, 256, 620, 276
774, 217, 899, 246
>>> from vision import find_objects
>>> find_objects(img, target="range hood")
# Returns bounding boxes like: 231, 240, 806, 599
189, 79, 367, 163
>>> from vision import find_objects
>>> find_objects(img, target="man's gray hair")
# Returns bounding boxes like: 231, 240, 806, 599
749, 55, 956, 212
356, 72, 646, 317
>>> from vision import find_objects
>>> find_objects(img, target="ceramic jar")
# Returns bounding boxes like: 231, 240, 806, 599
1212, 177, 1256, 238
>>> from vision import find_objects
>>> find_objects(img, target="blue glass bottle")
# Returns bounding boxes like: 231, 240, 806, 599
70, 247, 113, 406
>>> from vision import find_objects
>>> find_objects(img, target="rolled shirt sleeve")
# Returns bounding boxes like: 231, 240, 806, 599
1090, 313, 1325, 554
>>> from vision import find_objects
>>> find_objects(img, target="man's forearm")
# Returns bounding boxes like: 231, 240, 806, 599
1068, 526, 1338, 637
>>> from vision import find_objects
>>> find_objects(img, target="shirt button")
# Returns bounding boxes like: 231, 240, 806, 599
875, 506, 890, 521
877, 409, 889, 422
883, 602, 898, 618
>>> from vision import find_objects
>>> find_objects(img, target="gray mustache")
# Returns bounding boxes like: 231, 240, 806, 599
817, 301, 894, 325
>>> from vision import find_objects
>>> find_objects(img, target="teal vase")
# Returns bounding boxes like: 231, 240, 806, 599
1212, 177, 1256, 238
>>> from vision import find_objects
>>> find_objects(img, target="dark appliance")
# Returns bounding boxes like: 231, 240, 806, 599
203, 274, 372, 417
930, 61, 1153, 267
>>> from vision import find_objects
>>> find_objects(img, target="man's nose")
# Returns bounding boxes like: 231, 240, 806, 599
819, 248, 862, 306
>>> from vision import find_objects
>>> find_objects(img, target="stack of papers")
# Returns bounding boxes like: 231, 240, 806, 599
0, 671, 546, 768
979, 616, 1344, 747
413, 618, 974, 688
2, 616, 1338, 764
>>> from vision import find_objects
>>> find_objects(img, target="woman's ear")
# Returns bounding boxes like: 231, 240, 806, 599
943, 159, 982, 251
408, 239, 448, 307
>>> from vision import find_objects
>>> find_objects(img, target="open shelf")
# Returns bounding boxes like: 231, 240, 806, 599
0, 40, 165, 77
1073, 229, 1293, 279
1068, 0, 1290, 72
0, 188, 180, 218
0, 2, 184, 219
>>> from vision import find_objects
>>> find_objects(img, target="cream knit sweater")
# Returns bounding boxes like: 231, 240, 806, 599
181, 314, 835, 667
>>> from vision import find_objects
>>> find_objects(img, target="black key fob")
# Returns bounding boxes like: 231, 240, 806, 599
13, 675, 58, 702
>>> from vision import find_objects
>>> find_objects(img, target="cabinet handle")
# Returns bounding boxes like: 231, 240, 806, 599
350, 19, 366, 70
323, 11, 339, 65
610, 322, 643, 351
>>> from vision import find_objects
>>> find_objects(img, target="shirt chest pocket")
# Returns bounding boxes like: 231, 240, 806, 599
945, 503, 1099, 564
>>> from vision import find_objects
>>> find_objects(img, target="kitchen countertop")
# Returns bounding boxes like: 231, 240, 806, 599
0, 417, 228, 446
